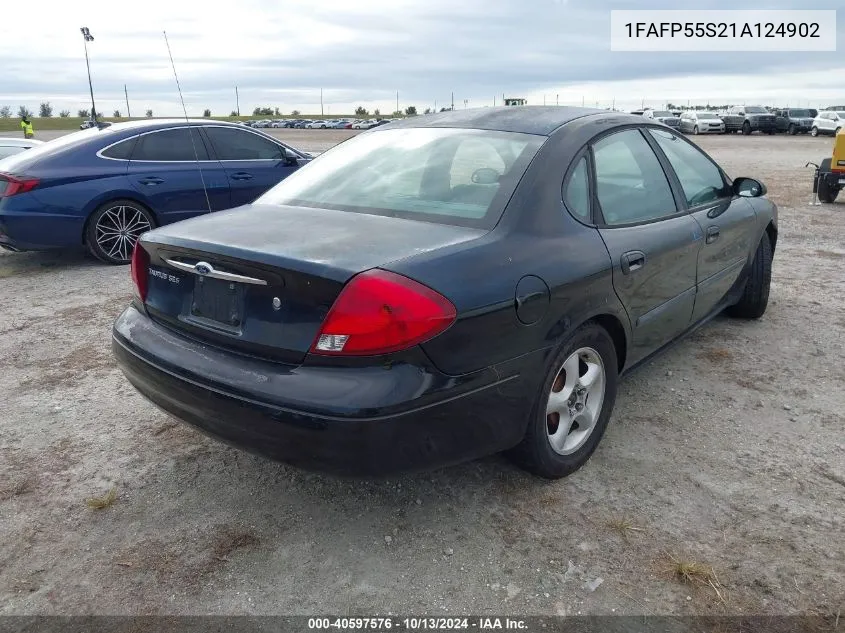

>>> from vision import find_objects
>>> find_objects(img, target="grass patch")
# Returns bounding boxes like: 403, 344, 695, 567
606, 517, 645, 541
664, 552, 726, 603
86, 485, 118, 510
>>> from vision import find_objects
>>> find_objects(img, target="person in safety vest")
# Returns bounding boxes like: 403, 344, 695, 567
20, 116, 34, 139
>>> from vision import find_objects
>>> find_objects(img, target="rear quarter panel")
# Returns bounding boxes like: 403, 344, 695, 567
1, 146, 140, 249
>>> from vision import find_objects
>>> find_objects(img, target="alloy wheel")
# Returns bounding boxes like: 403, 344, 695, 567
95, 205, 152, 263
546, 347, 606, 455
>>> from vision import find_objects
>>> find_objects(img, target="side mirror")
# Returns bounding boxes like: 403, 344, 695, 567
280, 148, 299, 166
733, 177, 766, 198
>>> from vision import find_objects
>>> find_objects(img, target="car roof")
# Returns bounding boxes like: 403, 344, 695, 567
0, 137, 44, 146
375, 106, 631, 135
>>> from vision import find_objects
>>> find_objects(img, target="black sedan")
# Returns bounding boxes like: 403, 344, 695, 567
112, 107, 777, 479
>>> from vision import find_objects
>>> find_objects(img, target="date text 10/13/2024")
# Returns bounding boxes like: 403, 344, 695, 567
308, 618, 527, 630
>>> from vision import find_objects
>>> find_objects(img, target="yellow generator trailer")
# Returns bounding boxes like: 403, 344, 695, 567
813, 129, 845, 203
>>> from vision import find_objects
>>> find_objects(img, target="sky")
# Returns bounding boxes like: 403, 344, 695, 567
1, 0, 843, 117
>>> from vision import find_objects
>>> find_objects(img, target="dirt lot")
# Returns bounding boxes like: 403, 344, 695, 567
1, 130, 843, 618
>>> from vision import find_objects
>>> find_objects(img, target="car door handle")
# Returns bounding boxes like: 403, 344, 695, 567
138, 177, 163, 186
620, 250, 646, 275
706, 226, 720, 244
230, 172, 254, 181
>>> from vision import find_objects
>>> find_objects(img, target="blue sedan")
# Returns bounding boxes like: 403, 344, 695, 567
0, 119, 309, 264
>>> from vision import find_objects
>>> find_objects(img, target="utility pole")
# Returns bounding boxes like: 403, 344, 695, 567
556, 94, 559, 106
494, 95, 496, 106
80, 27, 97, 121
235, 86, 240, 116
320, 88, 324, 116
396, 91, 399, 114
543, 95, 546, 106
451, 92, 454, 110
124, 84, 130, 118
581, 96, 585, 107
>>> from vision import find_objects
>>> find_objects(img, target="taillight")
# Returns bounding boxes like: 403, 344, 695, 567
0, 173, 39, 198
130, 240, 149, 302
311, 269, 456, 356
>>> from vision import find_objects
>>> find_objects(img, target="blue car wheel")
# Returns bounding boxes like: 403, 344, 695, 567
85, 199, 155, 265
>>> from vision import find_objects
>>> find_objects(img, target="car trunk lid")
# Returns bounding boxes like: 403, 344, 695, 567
139, 203, 486, 364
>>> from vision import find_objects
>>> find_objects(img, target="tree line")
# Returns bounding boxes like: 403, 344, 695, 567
0, 103, 156, 119
1, 101, 426, 120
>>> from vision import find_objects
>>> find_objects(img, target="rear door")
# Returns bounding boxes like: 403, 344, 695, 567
819, 112, 835, 133
646, 128, 757, 322
203, 126, 303, 207
126, 126, 230, 225
590, 127, 702, 364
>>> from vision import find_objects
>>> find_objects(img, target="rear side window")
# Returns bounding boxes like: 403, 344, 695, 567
563, 155, 590, 222
131, 128, 209, 162
205, 127, 285, 160
592, 129, 677, 226
100, 137, 137, 160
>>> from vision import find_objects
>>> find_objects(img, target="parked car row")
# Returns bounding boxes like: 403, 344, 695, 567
0, 120, 311, 264
243, 118, 396, 130
635, 106, 845, 137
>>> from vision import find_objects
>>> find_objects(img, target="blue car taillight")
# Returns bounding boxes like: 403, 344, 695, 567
0, 173, 39, 198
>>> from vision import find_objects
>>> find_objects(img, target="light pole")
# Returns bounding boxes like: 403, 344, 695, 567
80, 27, 97, 122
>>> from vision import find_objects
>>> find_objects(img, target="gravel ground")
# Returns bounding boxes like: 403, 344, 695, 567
0, 131, 843, 618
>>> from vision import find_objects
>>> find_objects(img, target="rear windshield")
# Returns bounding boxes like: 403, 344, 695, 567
0, 146, 27, 160
697, 113, 721, 119
788, 109, 811, 117
745, 107, 768, 113
0, 127, 108, 172
256, 128, 545, 229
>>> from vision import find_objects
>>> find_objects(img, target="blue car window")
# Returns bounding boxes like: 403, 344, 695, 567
100, 136, 137, 160
131, 128, 209, 162
205, 127, 284, 161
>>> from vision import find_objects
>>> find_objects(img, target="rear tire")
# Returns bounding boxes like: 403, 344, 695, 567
818, 175, 839, 203
508, 323, 618, 479
811, 126, 819, 137
742, 121, 752, 135
693, 125, 699, 135
726, 234, 773, 319
788, 124, 797, 135
85, 199, 155, 265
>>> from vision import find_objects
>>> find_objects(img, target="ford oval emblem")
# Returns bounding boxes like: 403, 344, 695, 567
195, 261, 213, 276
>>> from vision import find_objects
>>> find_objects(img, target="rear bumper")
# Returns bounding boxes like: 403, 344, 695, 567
112, 305, 535, 476
0, 201, 86, 251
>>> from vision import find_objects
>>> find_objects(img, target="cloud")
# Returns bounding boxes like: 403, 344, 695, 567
1, 0, 842, 115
